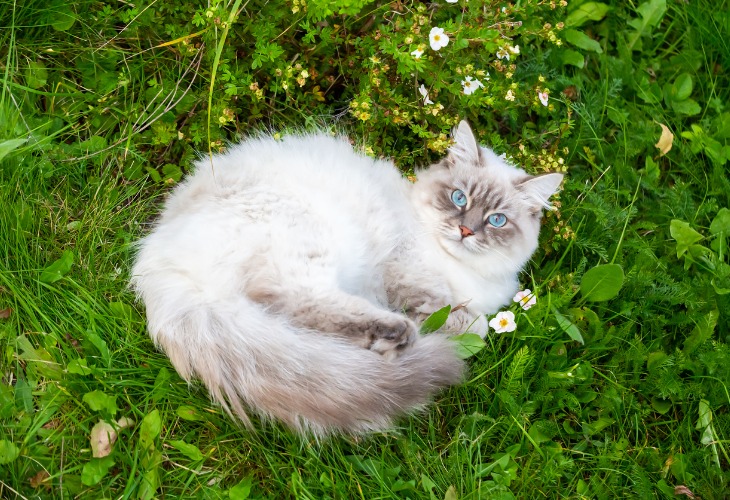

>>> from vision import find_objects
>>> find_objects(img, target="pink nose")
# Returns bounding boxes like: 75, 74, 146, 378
459, 225, 474, 238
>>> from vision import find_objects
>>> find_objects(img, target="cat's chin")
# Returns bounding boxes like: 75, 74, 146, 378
437, 233, 485, 260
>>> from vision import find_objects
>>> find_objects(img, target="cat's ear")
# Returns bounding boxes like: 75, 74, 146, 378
448, 120, 481, 164
518, 173, 564, 209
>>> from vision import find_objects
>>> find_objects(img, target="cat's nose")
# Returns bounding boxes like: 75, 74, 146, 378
459, 225, 475, 238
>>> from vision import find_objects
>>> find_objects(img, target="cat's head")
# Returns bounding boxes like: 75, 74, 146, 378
412, 121, 564, 275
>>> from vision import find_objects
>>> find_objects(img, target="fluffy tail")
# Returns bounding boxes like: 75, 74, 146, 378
132, 279, 464, 435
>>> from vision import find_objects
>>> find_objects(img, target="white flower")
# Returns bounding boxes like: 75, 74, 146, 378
429, 27, 449, 51
505, 89, 515, 101
461, 76, 484, 95
497, 45, 520, 61
418, 84, 434, 105
489, 311, 517, 333
538, 91, 549, 106
513, 289, 537, 310
411, 48, 424, 59
497, 44, 519, 61
446, 0, 459, 3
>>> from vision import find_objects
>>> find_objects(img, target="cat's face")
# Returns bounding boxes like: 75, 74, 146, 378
412, 121, 563, 274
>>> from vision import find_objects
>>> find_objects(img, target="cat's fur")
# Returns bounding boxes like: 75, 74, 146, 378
130, 121, 563, 435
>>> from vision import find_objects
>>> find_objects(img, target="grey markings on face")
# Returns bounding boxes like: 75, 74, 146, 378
434, 173, 527, 251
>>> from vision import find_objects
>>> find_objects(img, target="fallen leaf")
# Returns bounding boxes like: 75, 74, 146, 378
29, 470, 51, 489
116, 416, 135, 429
654, 121, 673, 155
675, 485, 695, 498
90, 420, 117, 458
43, 419, 61, 430
0, 308, 11, 319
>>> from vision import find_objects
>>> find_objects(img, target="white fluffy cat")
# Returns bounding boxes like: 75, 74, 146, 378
130, 121, 563, 435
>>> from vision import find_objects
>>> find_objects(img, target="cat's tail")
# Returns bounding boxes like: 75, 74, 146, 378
137, 290, 464, 436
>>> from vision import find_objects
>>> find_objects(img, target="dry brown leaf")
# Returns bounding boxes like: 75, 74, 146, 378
655, 121, 674, 156
90, 420, 118, 458
43, 419, 61, 430
0, 308, 11, 319
116, 416, 135, 429
674, 485, 695, 498
29, 470, 51, 489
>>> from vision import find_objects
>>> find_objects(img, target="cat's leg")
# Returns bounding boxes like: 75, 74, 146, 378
384, 262, 488, 336
246, 284, 416, 357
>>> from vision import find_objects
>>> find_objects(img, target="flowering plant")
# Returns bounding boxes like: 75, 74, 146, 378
153, 0, 576, 177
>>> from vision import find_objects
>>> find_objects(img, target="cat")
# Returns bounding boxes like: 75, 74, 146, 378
130, 121, 563, 436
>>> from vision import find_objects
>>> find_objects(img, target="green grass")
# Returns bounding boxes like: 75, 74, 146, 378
1, 0, 730, 498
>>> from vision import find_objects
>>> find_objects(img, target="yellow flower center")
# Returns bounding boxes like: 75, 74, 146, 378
499, 318, 508, 328
434, 35, 441, 41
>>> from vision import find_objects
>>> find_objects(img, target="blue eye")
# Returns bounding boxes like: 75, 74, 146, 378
451, 189, 467, 207
487, 213, 507, 227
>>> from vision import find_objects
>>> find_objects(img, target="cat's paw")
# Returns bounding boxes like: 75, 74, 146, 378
368, 316, 417, 359
443, 309, 489, 337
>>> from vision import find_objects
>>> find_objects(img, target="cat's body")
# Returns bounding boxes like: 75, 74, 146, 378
131, 121, 562, 435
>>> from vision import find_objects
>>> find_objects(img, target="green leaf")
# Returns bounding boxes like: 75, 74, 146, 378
177, 405, 204, 421
40, 250, 74, 283
81, 456, 115, 486
712, 274, 730, 295
0, 440, 20, 464
528, 424, 553, 444
139, 409, 162, 450
651, 398, 672, 414
450, 333, 486, 359
670, 219, 704, 258
641, 156, 660, 183
109, 301, 141, 322
85, 332, 111, 366
696, 400, 717, 445
670, 453, 694, 483
0, 138, 28, 162
138, 450, 162, 500
553, 308, 584, 345
583, 417, 615, 436
421, 473, 438, 497
168, 440, 204, 462
627, 0, 666, 49
67, 358, 94, 376
563, 29, 603, 53
51, 5, 76, 31
683, 310, 719, 355
76, 135, 108, 153
0, 384, 14, 419
627, 0, 667, 32
15, 378, 34, 413
710, 208, 730, 236
579, 264, 624, 302
646, 351, 669, 373
672, 98, 701, 116
83, 390, 118, 416
151, 368, 172, 403
671, 73, 693, 101
162, 163, 183, 183
228, 477, 252, 499
565, 2, 610, 27
560, 49, 585, 68
420, 305, 451, 334
25, 61, 48, 89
